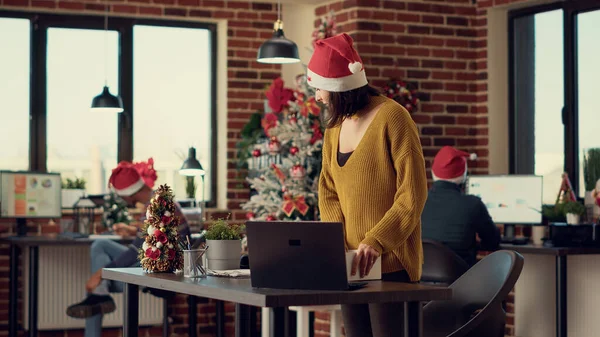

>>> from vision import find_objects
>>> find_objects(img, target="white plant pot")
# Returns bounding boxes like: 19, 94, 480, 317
205, 239, 242, 270
566, 213, 580, 225
61, 189, 85, 208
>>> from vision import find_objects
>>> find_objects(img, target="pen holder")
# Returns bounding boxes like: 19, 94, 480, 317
183, 248, 208, 278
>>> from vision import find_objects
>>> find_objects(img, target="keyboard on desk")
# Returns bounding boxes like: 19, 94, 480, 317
501, 237, 529, 245
57, 232, 88, 240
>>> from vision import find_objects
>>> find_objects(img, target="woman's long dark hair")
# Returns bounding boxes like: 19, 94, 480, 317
324, 84, 381, 129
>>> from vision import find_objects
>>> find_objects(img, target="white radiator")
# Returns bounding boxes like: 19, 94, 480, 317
23, 244, 164, 330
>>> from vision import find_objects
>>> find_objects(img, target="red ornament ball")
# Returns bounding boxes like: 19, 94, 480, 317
246, 212, 255, 220
252, 148, 262, 157
265, 215, 277, 221
290, 146, 299, 155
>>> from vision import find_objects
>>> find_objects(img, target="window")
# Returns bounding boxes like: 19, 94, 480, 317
46, 28, 119, 194
577, 10, 600, 196
0, 12, 217, 204
509, 1, 600, 202
133, 25, 214, 202
0, 18, 30, 171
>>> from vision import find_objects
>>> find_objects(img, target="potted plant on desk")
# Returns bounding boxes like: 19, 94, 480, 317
563, 201, 585, 225
61, 178, 86, 208
204, 217, 245, 270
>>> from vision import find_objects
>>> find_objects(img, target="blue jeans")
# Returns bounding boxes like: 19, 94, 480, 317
85, 239, 136, 337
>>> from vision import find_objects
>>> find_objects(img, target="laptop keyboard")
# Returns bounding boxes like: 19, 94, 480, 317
348, 281, 368, 290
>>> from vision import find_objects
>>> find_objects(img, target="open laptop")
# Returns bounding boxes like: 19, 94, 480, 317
245, 220, 368, 291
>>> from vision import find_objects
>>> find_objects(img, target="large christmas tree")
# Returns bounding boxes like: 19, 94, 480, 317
238, 75, 326, 221
138, 184, 184, 273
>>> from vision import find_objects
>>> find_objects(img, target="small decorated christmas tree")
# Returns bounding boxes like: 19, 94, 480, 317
138, 184, 184, 273
102, 192, 131, 229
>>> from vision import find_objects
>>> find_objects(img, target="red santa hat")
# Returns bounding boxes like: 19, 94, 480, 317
306, 33, 368, 92
432, 146, 478, 180
109, 159, 157, 197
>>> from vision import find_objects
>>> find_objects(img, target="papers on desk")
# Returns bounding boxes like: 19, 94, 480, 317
207, 269, 251, 278
346, 250, 382, 281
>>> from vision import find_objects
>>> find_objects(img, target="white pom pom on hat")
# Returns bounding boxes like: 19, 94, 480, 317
348, 62, 362, 74
469, 153, 477, 160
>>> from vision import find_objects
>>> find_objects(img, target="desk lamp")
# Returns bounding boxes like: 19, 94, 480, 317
180, 147, 206, 221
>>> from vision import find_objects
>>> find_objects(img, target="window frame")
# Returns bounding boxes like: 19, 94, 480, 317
0, 11, 218, 207
508, 0, 600, 197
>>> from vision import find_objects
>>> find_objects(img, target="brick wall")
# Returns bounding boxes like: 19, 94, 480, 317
0, 0, 281, 336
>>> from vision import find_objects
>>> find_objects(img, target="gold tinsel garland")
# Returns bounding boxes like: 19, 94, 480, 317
138, 184, 184, 273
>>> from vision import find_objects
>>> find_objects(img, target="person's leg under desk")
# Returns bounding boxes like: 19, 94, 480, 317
91, 239, 129, 295
341, 303, 373, 337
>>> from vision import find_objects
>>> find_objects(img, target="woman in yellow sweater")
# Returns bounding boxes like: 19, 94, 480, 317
307, 33, 428, 337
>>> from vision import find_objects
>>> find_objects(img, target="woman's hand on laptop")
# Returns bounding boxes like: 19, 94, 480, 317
351, 243, 380, 278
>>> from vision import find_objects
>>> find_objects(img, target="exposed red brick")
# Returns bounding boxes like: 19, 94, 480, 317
58, 1, 84, 10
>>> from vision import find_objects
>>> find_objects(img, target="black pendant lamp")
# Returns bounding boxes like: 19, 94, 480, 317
180, 147, 206, 177
91, 86, 123, 113
257, 0, 300, 64
91, 8, 124, 113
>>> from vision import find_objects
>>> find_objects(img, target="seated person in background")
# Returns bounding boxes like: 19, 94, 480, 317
421, 146, 500, 267
66, 159, 191, 337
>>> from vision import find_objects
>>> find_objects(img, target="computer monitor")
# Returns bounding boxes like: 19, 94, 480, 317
466, 175, 543, 239
0, 171, 62, 235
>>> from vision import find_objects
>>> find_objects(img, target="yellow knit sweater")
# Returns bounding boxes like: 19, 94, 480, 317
318, 95, 428, 282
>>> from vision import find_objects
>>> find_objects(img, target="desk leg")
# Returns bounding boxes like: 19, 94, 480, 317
216, 300, 225, 337
123, 283, 139, 337
556, 255, 567, 337
268, 307, 288, 337
235, 304, 249, 337
9, 244, 19, 337
28, 246, 39, 337
188, 296, 197, 337
404, 301, 422, 337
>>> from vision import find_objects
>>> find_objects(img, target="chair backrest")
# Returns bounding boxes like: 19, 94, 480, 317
423, 250, 524, 337
421, 239, 470, 285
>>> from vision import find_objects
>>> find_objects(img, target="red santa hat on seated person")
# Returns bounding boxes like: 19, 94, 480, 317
431, 146, 477, 183
109, 158, 157, 197
306, 33, 368, 92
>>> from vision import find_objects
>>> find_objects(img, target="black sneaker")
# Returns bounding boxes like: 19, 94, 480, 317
66, 294, 116, 319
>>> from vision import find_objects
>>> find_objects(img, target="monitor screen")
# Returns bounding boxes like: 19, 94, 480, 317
0, 171, 62, 218
466, 175, 543, 224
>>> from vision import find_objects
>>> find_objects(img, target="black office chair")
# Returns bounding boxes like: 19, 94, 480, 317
423, 250, 524, 337
421, 239, 470, 286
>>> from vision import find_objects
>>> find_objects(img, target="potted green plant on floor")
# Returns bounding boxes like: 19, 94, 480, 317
204, 217, 245, 270
563, 201, 585, 225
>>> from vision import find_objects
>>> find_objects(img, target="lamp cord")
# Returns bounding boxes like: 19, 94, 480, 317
103, 5, 108, 87
277, 0, 281, 21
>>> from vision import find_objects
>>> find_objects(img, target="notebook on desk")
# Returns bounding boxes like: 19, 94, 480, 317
346, 250, 382, 282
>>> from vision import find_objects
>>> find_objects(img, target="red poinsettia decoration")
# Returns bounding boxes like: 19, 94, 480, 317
266, 77, 295, 114
261, 112, 279, 136
300, 96, 320, 117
